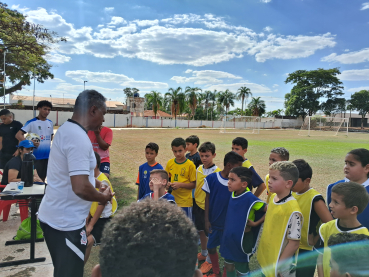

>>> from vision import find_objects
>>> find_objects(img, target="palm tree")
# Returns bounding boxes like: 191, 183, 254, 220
218, 89, 236, 115
203, 90, 213, 120
145, 91, 163, 118
185, 86, 202, 119
248, 97, 266, 116
209, 90, 217, 120
237, 86, 252, 115
165, 87, 184, 121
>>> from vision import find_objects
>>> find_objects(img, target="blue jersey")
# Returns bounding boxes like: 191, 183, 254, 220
220, 191, 265, 263
202, 172, 231, 231
327, 179, 369, 229
139, 192, 176, 204
136, 162, 164, 199
21, 117, 53, 160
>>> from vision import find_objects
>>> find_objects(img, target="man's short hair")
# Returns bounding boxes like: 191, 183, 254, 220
271, 147, 289, 161
328, 232, 369, 277
269, 161, 299, 187
171, 137, 186, 149
100, 200, 198, 277
94, 151, 101, 168
146, 142, 159, 153
224, 151, 244, 167
150, 169, 169, 183
230, 166, 253, 186
332, 182, 369, 214
36, 100, 53, 109
0, 109, 12, 117
74, 90, 106, 114
292, 159, 312, 181
198, 142, 216, 155
232, 137, 248, 149
185, 135, 200, 147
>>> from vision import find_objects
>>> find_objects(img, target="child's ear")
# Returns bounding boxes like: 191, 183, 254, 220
364, 164, 369, 175
242, 181, 248, 189
350, 205, 359, 215
304, 178, 311, 185
286, 179, 294, 189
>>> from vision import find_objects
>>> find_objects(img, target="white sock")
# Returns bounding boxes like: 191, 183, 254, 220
201, 249, 208, 257
205, 255, 212, 263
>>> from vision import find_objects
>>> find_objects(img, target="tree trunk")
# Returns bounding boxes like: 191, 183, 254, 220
362, 116, 364, 129
1, 79, 27, 96
241, 96, 244, 115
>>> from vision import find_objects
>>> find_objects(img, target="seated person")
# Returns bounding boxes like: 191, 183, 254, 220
91, 200, 202, 277
1, 140, 42, 187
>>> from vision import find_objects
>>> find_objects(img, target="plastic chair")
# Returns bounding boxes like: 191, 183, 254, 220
0, 184, 29, 222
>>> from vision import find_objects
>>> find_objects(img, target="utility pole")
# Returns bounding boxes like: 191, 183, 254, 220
84, 81, 88, 90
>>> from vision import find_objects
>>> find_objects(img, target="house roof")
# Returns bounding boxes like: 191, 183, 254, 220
144, 110, 172, 117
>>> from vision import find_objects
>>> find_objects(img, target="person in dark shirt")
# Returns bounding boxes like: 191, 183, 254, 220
1, 140, 42, 185
0, 109, 23, 169
185, 135, 202, 168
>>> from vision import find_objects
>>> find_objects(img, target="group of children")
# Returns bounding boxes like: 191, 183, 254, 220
131, 135, 369, 277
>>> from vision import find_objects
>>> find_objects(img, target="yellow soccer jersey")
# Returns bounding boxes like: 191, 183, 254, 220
195, 165, 221, 210
165, 158, 196, 207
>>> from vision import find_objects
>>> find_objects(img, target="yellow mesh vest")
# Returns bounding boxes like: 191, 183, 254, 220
319, 220, 369, 277
195, 165, 221, 210
257, 194, 302, 277
90, 173, 118, 217
292, 189, 321, 250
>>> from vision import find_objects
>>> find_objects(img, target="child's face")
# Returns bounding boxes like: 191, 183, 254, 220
329, 192, 355, 219
227, 172, 247, 193
149, 174, 165, 190
269, 152, 284, 166
172, 145, 186, 160
344, 154, 369, 183
232, 144, 247, 158
186, 142, 197, 152
145, 148, 158, 163
268, 169, 292, 194
200, 151, 216, 168
291, 178, 310, 193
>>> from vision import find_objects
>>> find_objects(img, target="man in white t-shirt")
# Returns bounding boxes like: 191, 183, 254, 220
38, 90, 114, 277
16, 100, 54, 181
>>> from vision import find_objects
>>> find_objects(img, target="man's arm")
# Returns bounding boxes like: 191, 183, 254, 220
8, 169, 21, 183
254, 182, 266, 197
15, 130, 26, 142
278, 239, 300, 275
94, 127, 110, 151
70, 175, 113, 204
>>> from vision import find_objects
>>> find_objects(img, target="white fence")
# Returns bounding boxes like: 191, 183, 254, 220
8, 109, 302, 129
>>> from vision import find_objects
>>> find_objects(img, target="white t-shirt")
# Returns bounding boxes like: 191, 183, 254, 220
21, 117, 54, 160
38, 119, 96, 231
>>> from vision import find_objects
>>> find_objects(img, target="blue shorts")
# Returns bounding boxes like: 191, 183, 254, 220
100, 162, 110, 174
207, 228, 223, 249
181, 207, 193, 221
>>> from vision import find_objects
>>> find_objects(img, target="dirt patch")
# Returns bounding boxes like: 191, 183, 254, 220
6, 267, 36, 277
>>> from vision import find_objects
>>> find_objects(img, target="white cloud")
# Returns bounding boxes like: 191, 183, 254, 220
65, 70, 168, 89
263, 74, 267, 76
108, 16, 127, 26
347, 86, 369, 92
261, 0, 272, 3
339, 69, 369, 81
321, 48, 369, 64
185, 69, 193, 74
206, 82, 273, 94
361, 2, 369, 10
272, 84, 279, 88
45, 53, 72, 63
93, 24, 137, 39
263, 26, 272, 32
104, 7, 114, 12
47, 78, 66, 83
133, 19, 159, 27
171, 70, 242, 85
344, 49, 350, 52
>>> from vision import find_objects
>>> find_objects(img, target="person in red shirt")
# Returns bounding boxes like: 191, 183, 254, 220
88, 126, 113, 178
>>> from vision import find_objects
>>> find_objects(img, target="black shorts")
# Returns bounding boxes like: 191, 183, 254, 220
192, 199, 207, 234
91, 217, 111, 245
0, 153, 13, 169
40, 221, 87, 277
100, 162, 110, 175
34, 159, 48, 180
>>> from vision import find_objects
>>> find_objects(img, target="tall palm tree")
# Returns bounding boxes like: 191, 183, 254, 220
209, 90, 217, 120
248, 97, 266, 116
218, 89, 235, 115
165, 87, 184, 121
203, 90, 213, 120
185, 86, 202, 119
145, 91, 163, 118
236, 86, 252, 115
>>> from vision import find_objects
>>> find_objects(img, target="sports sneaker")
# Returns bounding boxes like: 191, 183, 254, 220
197, 253, 207, 261
200, 261, 212, 274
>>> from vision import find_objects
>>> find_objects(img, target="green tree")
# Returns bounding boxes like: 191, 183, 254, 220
349, 90, 369, 129
185, 86, 201, 119
165, 87, 185, 121
248, 97, 266, 116
284, 68, 344, 119
320, 97, 346, 116
145, 91, 163, 118
0, 3, 66, 95
236, 86, 252, 115
218, 89, 235, 115
266, 109, 284, 117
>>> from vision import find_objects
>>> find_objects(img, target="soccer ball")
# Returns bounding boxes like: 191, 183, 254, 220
26, 133, 41, 143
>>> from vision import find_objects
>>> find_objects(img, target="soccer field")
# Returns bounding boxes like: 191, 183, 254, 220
84, 128, 369, 276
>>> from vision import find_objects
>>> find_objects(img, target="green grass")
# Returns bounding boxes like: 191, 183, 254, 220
83, 129, 369, 277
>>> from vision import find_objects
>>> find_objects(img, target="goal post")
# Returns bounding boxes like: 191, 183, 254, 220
298, 116, 349, 136
220, 115, 261, 134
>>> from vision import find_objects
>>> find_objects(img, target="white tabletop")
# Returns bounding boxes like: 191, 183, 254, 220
0, 184, 45, 197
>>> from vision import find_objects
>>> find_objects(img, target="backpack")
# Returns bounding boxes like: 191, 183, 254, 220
14, 217, 44, 240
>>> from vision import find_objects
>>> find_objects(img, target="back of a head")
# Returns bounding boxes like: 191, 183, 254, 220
74, 90, 106, 115
94, 152, 101, 168
271, 147, 289, 161
99, 200, 198, 277
332, 182, 369, 214
269, 161, 299, 186
198, 142, 216, 155
232, 137, 248, 149
292, 159, 312, 181
328, 232, 369, 277
0, 109, 11, 117
224, 151, 244, 166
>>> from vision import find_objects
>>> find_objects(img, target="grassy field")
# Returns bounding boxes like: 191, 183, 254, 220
83, 128, 369, 277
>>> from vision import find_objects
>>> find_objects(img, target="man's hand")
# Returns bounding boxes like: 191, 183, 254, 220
86, 224, 93, 236
100, 186, 114, 205
12, 149, 19, 157
94, 126, 102, 135
171, 182, 181, 190
151, 178, 162, 192
205, 220, 212, 234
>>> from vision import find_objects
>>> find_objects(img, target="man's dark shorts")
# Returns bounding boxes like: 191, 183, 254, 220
192, 198, 207, 235
91, 217, 111, 245
100, 162, 110, 175
34, 159, 48, 180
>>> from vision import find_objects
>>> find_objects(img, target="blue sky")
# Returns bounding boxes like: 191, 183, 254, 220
6, 0, 369, 111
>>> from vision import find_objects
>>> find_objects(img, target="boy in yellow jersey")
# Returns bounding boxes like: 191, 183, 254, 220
317, 182, 369, 277
265, 147, 289, 203
194, 142, 221, 273
291, 159, 332, 277
231, 137, 265, 197
165, 137, 196, 218
85, 152, 117, 264
258, 161, 303, 277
